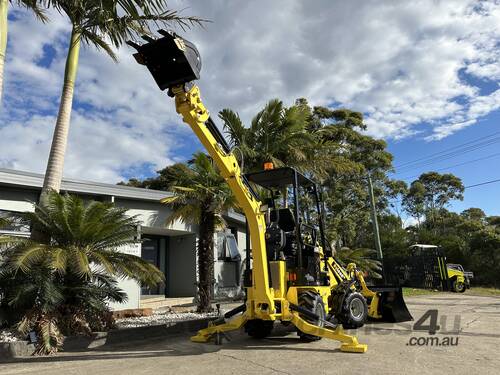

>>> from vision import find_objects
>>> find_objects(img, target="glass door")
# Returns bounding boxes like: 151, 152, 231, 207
141, 237, 161, 295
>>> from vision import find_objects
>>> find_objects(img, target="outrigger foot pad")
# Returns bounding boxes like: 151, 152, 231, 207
340, 342, 368, 353
190, 314, 248, 344
190, 332, 211, 343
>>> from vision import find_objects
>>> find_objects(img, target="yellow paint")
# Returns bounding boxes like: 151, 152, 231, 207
173, 84, 367, 352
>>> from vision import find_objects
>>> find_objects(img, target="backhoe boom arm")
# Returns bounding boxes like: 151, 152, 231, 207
171, 85, 274, 315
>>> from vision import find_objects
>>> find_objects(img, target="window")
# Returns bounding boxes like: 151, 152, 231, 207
0, 210, 30, 234
217, 232, 241, 261
229, 226, 238, 243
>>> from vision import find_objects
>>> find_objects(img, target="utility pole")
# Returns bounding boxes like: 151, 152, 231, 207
368, 174, 387, 282
367, 174, 384, 262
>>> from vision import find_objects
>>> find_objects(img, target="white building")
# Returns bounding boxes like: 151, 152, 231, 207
0, 168, 247, 310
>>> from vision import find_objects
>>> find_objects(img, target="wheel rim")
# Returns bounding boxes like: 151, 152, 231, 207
350, 298, 364, 319
315, 305, 325, 323
456, 282, 464, 291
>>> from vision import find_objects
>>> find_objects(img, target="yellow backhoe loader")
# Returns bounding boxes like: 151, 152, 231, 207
127, 31, 412, 353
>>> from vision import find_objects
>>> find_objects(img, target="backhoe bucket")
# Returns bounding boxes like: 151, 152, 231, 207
127, 30, 201, 91
370, 286, 413, 323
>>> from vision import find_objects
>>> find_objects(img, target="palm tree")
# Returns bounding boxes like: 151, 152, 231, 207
37, 1, 203, 207
0, 191, 164, 354
160, 152, 237, 312
0, 0, 48, 102
220, 99, 314, 173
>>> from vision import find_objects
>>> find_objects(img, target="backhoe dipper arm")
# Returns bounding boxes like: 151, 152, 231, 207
171, 84, 274, 314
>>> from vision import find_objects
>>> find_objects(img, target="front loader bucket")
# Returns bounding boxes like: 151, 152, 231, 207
370, 286, 413, 323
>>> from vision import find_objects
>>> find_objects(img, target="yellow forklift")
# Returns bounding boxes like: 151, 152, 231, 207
127, 31, 412, 353
384, 244, 473, 293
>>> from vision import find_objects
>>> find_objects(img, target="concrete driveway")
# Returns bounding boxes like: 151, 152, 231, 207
1, 293, 499, 375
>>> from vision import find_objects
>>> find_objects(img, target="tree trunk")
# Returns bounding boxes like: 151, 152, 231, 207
40, 27, 81, 201
197, 207, 215, 313
0, 0, 8, 102
32, 28, 80, 242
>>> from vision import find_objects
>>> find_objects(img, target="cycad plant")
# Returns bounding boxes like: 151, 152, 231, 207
160, 152, 236, 312
0, 0, 48, 102
0, 216, 9, 228
336, 247, 382, 279
0, 191, 164, 354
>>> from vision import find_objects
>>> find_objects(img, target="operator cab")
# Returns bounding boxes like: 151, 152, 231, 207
245, 166, 329, 286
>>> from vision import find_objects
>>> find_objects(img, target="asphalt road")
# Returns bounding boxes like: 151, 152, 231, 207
1, 293, 499, 375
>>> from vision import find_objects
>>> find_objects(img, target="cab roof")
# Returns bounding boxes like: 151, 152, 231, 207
245, 167, 316, 189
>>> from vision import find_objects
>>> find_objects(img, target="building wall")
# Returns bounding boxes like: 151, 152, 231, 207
0, 179, 248, 310
108, 243, 142, 310
114, 198, 197, 233
0, 186, 37, 213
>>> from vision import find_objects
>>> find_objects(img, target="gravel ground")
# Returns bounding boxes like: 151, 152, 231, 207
0, 329, 22, 343
1, 307, 224, 342
115, 309, 219, 329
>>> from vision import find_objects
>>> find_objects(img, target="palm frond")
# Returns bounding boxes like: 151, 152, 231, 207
47, 0, 206, 60
14, 1, 49, 22
337, 247, 382, 278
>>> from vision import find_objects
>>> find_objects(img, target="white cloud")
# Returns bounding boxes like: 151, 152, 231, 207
172, 0, 500, 140
0, 1, 499, 182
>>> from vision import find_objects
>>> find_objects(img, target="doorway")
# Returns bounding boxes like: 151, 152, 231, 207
141, 236, 167, 296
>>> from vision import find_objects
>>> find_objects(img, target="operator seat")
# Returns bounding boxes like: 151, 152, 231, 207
270, 208, 296, 232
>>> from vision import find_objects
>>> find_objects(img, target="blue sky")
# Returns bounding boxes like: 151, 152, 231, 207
388, 110, 500, 217
0, 1, 499, 218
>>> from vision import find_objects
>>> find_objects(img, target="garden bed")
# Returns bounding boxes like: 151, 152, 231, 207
0, 329, 22, 343
115, 308, 219, 329
0, 311, 218, 359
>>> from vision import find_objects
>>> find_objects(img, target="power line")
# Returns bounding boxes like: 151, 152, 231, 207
464, 178, 500, 189
394, 136, 500, 174
386, 177, 500, 205
394, 129, 500, 170
399, 152, 500, 182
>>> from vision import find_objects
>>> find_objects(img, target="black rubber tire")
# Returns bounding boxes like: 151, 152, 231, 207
453, 280, 466, 293
297, 291, 325, 342
244, 319, 274, 339
340, 292, 368, 329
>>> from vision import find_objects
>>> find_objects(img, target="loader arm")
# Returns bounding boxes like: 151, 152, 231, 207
170, 84, 274, 315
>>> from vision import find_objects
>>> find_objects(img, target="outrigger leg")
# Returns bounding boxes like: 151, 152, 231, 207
290, 313, 368, 353
191, 311, 367, 353
191, 313, 248, 343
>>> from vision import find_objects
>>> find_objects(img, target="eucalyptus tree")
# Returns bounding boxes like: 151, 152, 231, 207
403, 172, 464, 229
0, 0, 48, 101
307, 105, 395, 248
